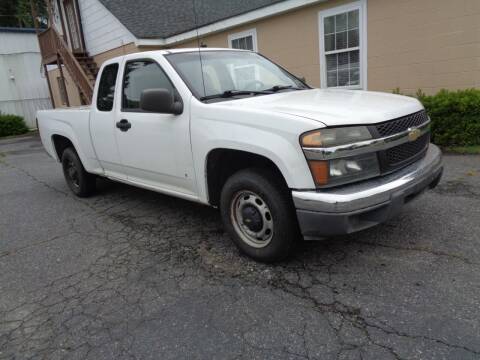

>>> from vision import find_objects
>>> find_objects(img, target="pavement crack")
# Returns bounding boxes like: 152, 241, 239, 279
355, 240, 477, 266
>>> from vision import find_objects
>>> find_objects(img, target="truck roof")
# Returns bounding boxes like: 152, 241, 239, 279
164, 47, 250, 54
106, 47, 250, 64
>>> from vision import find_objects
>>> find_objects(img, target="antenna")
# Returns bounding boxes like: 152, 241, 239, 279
192, 0, 207, 97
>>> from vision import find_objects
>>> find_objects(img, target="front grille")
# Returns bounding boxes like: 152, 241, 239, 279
375, 110, 428, 137
370, 110, 431, 173
385, 133, 430, 166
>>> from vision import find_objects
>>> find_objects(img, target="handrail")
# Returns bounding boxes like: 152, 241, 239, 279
38, 27, 94, 102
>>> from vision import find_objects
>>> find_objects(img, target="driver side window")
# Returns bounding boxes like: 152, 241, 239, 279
122, 60, 175, 111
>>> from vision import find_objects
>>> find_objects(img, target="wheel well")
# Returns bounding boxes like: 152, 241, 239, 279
206, 149, 287, 207
52, 135, 74, 161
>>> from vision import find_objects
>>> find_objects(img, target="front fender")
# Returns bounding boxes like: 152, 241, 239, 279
191, 115, 317, 203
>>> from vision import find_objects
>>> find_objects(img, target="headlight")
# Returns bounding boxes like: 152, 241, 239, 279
327, 153, 380, 186
301, 127, 380, 187
301, 126, 372, 148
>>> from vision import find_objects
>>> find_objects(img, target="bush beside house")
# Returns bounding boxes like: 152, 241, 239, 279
393, 88, 480, 148
0, 113, 29, 138
418, 89, 480, 147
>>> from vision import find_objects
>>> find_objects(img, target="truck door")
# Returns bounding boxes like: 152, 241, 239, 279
114, 58, 196, 197
89, 62, 126, 180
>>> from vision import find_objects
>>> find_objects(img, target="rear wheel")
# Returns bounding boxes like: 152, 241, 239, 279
220, 168, 299, 262
61, 147, 96, 197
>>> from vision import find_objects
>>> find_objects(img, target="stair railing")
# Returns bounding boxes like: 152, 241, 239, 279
38, 27, 94, 102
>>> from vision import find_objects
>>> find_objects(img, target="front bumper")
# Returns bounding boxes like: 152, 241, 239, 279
292, 144, 443, 239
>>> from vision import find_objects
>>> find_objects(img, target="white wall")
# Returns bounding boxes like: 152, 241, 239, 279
78, 0, 136, 56
0, 31, 52, 128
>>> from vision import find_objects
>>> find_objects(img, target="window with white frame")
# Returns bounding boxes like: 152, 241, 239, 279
228, 29, 259, 88
319, 2, 365, 89
228, 29, 258, 51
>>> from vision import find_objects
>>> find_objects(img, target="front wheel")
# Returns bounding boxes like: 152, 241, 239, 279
61, 147, 96, 197
220, 168, 299, 262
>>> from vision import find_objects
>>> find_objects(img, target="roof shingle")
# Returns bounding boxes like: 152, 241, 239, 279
97, 0, 286, 39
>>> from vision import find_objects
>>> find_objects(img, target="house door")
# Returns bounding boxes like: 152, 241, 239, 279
64, 0, 83, 53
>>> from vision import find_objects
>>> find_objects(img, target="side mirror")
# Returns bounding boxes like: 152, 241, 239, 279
140, 88, 183, 115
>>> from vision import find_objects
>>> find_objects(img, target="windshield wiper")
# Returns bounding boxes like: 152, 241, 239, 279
262, 85, 305, 92
200, 89, 270, 101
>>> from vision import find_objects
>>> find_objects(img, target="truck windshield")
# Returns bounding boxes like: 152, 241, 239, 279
165, 50, 308, 101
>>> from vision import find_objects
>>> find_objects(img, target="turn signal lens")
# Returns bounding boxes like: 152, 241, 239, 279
301, 127, 372, 148
308, 160, 329, 186
301, 131, 323, 147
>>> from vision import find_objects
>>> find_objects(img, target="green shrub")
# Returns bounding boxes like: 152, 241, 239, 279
392, 88, 480, 147
417, 89, 480, 147
0, 114, 29, 138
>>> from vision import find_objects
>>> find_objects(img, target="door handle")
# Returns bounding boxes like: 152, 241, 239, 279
116, 119, 131, 132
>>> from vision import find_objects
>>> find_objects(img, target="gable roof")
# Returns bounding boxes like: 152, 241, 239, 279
97, 0, 286, 39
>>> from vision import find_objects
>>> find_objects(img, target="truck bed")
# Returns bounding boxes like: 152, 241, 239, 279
36, 106, 102, 175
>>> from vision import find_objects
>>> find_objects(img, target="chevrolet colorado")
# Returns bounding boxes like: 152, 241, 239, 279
37, 48, 443, 262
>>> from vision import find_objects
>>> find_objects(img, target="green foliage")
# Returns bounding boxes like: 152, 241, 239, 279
0, 0, 18, 27
392, 88, 480, 147
415, 89, 426, 99
417, 89, 480, 147
0, 114, 29, 137
17, 0, 47, 28
391, 87, 403, 95
0, 0, 47, 28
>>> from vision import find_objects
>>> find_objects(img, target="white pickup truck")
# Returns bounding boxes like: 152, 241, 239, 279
37, 48, 443, 262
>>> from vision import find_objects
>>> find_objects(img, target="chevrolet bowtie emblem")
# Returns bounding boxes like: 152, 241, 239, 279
408, 128, 421, 142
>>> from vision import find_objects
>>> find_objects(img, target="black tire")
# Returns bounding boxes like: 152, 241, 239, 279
61, 147, 96, 197
220, 168, 299, 262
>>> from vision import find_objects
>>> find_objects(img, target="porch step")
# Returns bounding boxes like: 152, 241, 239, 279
74, 53, 98, 83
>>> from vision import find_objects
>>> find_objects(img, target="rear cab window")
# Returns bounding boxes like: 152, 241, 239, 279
97, 63, 119, 112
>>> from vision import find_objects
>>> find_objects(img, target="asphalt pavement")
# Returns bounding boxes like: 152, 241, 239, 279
1, 134, 479, 360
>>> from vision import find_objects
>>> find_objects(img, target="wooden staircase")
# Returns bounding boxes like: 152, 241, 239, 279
38, 27, 97, 103
74, 54, 99, 84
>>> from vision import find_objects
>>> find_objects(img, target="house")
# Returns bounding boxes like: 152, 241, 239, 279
38, 0, 480, 108
0, 27, 52, 127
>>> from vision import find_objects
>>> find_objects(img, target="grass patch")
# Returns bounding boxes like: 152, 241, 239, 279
443, 145, 480, 155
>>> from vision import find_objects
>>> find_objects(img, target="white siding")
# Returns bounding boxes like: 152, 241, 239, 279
0, 31, 51, 128
0, 31, 40, 54
79, 0, 136, 56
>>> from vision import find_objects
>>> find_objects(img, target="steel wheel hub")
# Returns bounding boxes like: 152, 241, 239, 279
241, 205, 263, 232
230, 191, 274, 248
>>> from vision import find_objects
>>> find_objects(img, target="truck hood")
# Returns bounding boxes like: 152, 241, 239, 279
222, 89, 424, 127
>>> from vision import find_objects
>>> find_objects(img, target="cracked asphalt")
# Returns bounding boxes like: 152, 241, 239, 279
1, 134, 479, 360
